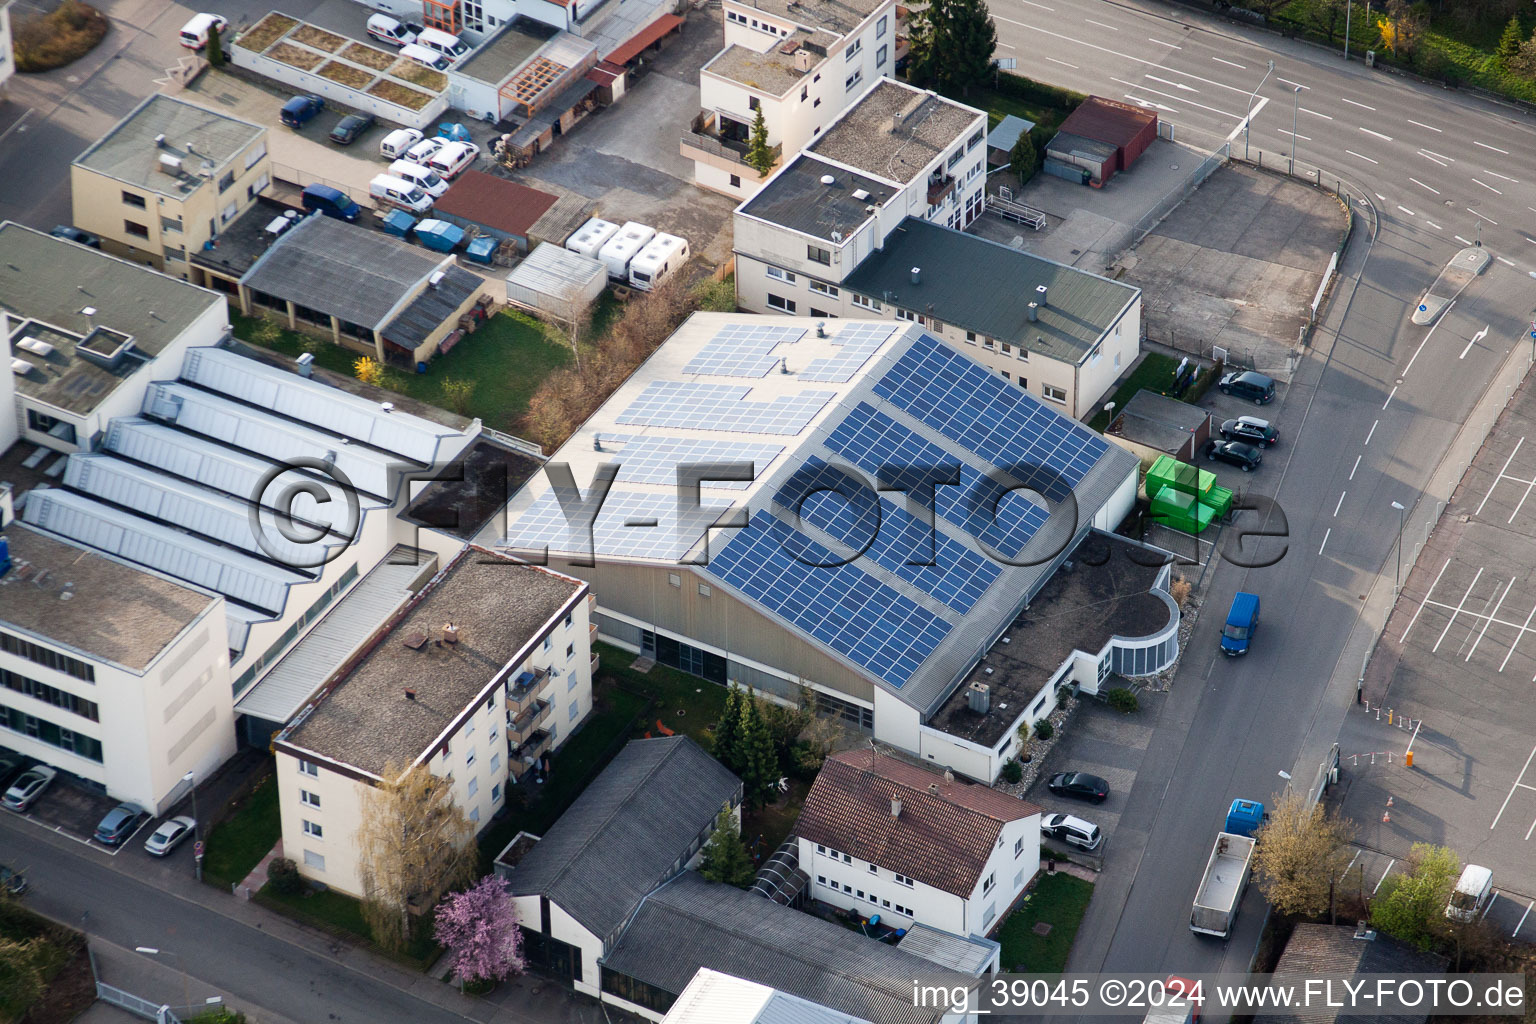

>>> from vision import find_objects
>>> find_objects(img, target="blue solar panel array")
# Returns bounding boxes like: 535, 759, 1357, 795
617, 381, 837, 435
506, 488, 734, 561
823, 403, 1049, 558
683, 323, 806, 378
605, 435, 785, 489
785, 458, 1001, 614
702, 512, 954, 687
872, 334, 1110, 501
798, 322, 898, 383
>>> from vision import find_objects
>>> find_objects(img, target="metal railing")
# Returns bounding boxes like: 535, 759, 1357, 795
97, 982, 182, 1024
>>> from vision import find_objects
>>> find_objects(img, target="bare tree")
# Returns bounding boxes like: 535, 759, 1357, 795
357, 761, 478, 952
1251, 791, 1355, 920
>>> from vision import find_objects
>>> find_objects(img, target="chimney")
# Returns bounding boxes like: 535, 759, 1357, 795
442, 622, 459, 644
890, 797, 901, 819
928, 782, 939, 795
910, 266, 921, 285
882, 115, 898, 135
1027, 301, 1039, 322
405, 688, 417, 700
967, 680, 990, 713
1035, 284, 1048, 306
794, 48, 814, 72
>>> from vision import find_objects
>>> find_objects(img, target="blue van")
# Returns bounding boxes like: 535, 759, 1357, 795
1221, 592, 1260, 655
301, 184, 361, 223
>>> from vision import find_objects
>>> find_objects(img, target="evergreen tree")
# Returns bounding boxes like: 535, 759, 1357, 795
1498, 14, 1524, 59
1010, 130, 1036, 183
905, 9, 939, 90
739, 693, 778, 808
745, 108, 775, 177
698, 804, 756, 887
206, 22, 225, 67
908, 0, 998, 97
712, 685, 745, 775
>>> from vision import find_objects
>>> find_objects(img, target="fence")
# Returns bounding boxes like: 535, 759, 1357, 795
479, 425, 544, 457
270, 162, 375, 207
1100, 142, 1231, 261
97, 982, 182, 1024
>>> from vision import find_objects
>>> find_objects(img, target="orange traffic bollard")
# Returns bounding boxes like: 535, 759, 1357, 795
1406, 751, 1414, 768
1383, 810, 1391, 823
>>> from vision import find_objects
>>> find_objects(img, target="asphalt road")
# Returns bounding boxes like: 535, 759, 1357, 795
999, 0, 1536, 993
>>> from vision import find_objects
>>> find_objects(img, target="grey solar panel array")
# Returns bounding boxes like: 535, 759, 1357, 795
797, 322, 898, 383
605, 435, 786, 489
505, 488, 742, 561
617, 381, 837, 435
682, 323, 807, 378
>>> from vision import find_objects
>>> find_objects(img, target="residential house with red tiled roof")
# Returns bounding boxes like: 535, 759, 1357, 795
796, 749, 1042, 939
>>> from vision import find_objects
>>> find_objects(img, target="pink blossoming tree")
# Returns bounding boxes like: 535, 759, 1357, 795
434, 876, 525, 987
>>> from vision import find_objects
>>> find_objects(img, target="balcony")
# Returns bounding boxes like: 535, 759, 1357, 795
509, 698, 551, 745
927, 173, 957, 207
510, 729, 552, 780
589, 621, 598, 646
680, 110, 781, 175
506, 667, 550, 714
590, 653, 600, 677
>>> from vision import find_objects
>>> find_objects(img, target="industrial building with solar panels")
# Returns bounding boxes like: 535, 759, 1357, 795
492, 314, 1183, 783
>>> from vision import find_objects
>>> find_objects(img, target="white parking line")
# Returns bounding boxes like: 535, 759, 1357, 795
1383, 385, 1397, 409
1340, 848, 1361, 881
1489, 743, 1536, 830
1401, 558, 1452, 643
1373, 859, 1396, 893
1467, 576, 1514, 661
1407, 119, 1441, 132
1456, 235, 1473, 246
1397, 206, 1415, 216
1424, 221, 1443, 230
1468, 208, 1499, 225
1419, 149, 1453, 166
1148, 38, 1182, 47
1365, 419, 1379, 445
1409, 177, 1440, 194
1319, 528, 1331, 555
1499, 596, 1536, 672
1484, 892, 1500, 920
1474, 141, 1510, 153
1109, 78, 1243, 118
1497, 256, 1517, 267
1476, 436, 1523, 516
1334, 491, 1346, 516
1432, 566, 1485, 653
1277, 129, 1311, 141
1347, 150, 1379, 164
1350, 454, 1361, 480
1044, 57, 1079, 68
1277, 77, 1308, 89
1342, 97, 1376, 110
1514, 900, 1534, 937
1144, 74, 1198, 92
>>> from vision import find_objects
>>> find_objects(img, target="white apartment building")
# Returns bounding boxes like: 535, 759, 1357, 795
797, 750, 1039, 942
684, 0, 898, 199
0, 525, 236, 814
273, 548, 592, 898
733, 81, 1142, 417
0, 2, 15, 102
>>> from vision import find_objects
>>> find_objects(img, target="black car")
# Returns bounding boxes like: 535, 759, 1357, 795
1218, 370, 1276, 405
1047, 772, 1109, 803
50, 225, 102, 248
1220, 416, 1278, 448
328, 113, 376, 146
1206, 439, 1262, 472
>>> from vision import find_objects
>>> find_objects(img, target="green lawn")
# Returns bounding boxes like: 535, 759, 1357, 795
256, 884, 439, 968
997, 872, 1095, 972
201, 773, 281, 889
593, 641, 729, 748
232, 307, 574, 433
1087, 353, 1185, 432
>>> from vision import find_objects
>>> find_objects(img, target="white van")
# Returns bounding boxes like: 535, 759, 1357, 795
179, 12, 228, 49
399, 43, 450, 71
566, 218, 619, 259
366, 13, 417, 46
597, 222, 656, 280
424, 140, 478, 180
379, 127, 424, 160
388, 160, 449, 198
629, 233, 690, 291
1445, 864, 1493, 922
415, 27, 469, 63
369, 174, 434, 214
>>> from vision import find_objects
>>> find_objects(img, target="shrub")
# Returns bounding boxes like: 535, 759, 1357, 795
1169, 575, 1192, 607
12, 0, 110, 72
790, 741, 826, 781
1001, 760, 1023, 784
266, 857, 303, 896
1105, 688, 1139, 714
354, 355, 384, 386
1033, 719, 1054, 741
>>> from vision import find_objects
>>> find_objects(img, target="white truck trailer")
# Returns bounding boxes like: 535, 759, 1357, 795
1190, 832, 1255, 939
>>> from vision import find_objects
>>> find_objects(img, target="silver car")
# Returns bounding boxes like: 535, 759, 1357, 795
144, 816, 197, 857
1041, 812, 1103, 851
3, 766, 57, 812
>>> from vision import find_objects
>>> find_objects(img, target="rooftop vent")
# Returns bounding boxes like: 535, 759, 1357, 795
820, 174, 836, 186
890, 798, 901, 819
830, 230, 843, 243
158, 153, 184, 176
154, 133, 167, 148
967, 680, 990, 713
381, 401, 394, 414
77, 326, 135, 370
944, 768, 954, 783
295, 352, 315, 378
928, 782, 940, 795
1001, 636, 1011, 644
852, 188, 870, 201
815, 321, 827, 338
1026, 301, 1039, 322
910, 266, 921, 285
1036, 284, 1048, 306
794, 48, 814, 72
405, 688, 417, 700
1353, 921, 1377, 941
17, 337, 55, 358
442, 622, 459, 644
10, 359, 29, 377
429, 270, 446, 288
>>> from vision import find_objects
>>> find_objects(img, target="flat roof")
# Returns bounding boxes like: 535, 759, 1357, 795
433, 171, 559, 239
74, 94, 265, 197
280, 548, 584, 775
842, 218, 1140, 364
403, 437, 545, 540
703, 33, 832, 95
1057, 96, 1158, 149
1110, 390, 1209, 453
0, 523, 217, 673
738, 154, 892, 244
808, 80, 982, 185
192, 196, 305, 280
454, 17, 558, 85
725, 0, 884, 37
987, 114, 1035, 152
929, 531, 1176, 747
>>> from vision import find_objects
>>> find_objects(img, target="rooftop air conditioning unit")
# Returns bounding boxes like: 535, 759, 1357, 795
794, 48, 814, 72
852, 188, 870, 201
967, 681, 990, 713
158, 153, 184, 175
820, 174, 836, 186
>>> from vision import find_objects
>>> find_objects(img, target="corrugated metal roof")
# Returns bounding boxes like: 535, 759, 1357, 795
505, 243, 606, 299
895, 924, 997, 974
665, 968, 874, 1024
180, 347, 455, 464
234, 547, 432, 719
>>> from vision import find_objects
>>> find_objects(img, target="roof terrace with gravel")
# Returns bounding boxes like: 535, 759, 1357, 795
280, 548, 585, 777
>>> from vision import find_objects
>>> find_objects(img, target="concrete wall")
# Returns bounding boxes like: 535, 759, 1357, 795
0, 4, 13, 100
0, 316, 15, 455
230, 45, 449, 131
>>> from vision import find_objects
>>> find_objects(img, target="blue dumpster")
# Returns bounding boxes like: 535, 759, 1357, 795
465, 235, 497, 264
381, 209, 416, 237
413, 219, 465, 253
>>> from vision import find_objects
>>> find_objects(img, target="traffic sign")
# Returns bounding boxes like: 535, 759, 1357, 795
1418, 304, 1428, 312
194, 840, 205, 858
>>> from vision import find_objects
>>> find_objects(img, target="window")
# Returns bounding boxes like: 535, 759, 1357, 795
729, 174, 741, 189
808, 279, 838, 297
894, 903, 913, 916
875, 44, 887, 66
767, 293, 796, 313
876, 13, 887, 36
565, 643, 575, 659
218, 170, 235, 192
856, 889, 865, 899
543, 636, 551, 652
969, 128, 985, 151
817, 845, 827, 855
800, 86, 808, 101
1015, 837, 1025, 857
766, 265, 796, 283
564, 613, 573, 630
881, 898, 891, 908
749, 96, 761, 111
298, 760, 319, 777
947, 148, 964, 170
845, 38, 861, 59
467, 776, 478, 797
1018, 377, 1028, 388
965, 331, 979, 345
814, 98, 821, 108
492, 783, 502, 802
894, 873, 914, 887
698, 584, 713, 597
442, 740, 452, 759
818, 875, 827, 884
300, 790, 320, 808
489, 726, 498, 744
983, 872, 996, 894
851, 293, 880, 311
568, 668, 578, 690
465, 720, 475, 738
895, 309, 924, 325
869, 892, 879, 904
222, 201, 238, 224
1043, 384, 1067, 404
124, 220, 149, 239
807, 245, 832, 266
842, 852, 852, 864
304, 850, 326, 871
845, 69, 862, 92
569, 701, 580, 721
983, 904, 997, 927
490, 753, 500, 773
1002, 371, 1010, 380
466, 749, 476, 767
668, 573, 682, 587
122, 191, 146, 209
868, 863, 878, 874
1017, 347, 1029, 361
469, 806, 480, 823
0, 669, 100, 721
302, 820, 323, 838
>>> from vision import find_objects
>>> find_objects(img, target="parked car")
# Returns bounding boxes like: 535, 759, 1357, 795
0, 864, 27, 896
424, 140, 478, 179
1219, 416, 1278, 448
398, 43, 450, 70
1221, 592, 1261, 656
50, 225, 102, 248
387, 159, 449, 198
402, 136, 445, 165
144, 816, 197, 857
1217, 370, 1276, 405
3, 766, 57, 812
94, 803, 147, 845
369, 174, 434, 213
366, 12, 418, 46
178, 12, 227, 49
1205, 439, 1262, 472
414, 26, 468, 62
1047, 771, 1109, 803
1041, 813, 1103, 851
380, 127, 424, 160
300, 183, 362, 222
329, 113, 375, 146
279, 94, 325, 129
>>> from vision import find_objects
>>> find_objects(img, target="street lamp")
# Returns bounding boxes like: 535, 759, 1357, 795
135, 947, 190, 1012
1278, 770, 1292, 792
1289, 85, 1302, 177
184, 771, 202, 883
1390, 501, 1407, 590
1344, 0, 1353, 60
1244, 60, 1275, 160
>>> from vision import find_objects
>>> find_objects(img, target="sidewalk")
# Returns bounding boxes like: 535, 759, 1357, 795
85, 935, 306, 1024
